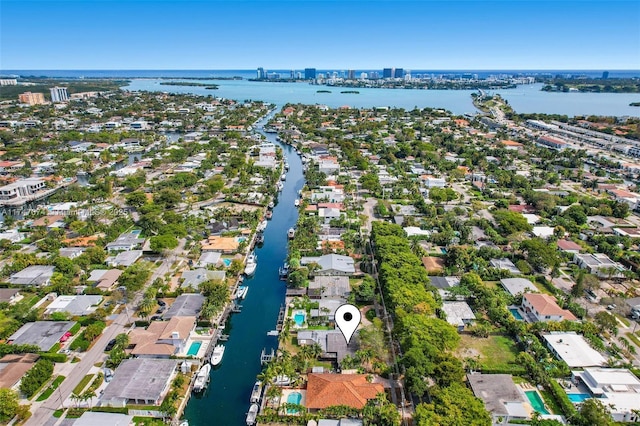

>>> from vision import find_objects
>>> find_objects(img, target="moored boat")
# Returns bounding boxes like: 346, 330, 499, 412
256, 233, 264, 245
244, 253, 257, 276
192, 363, 211, 392
250, 380, 263, 403
287, 228, 295, 239
236, 285, 248, 299
246, 403, 259, 425
281, 173, 286, 181
257, 220, 267, 232
284, 162, 289, 170
294, 199, 300, 207
265, 210, 272, 220
210, 344, 225, 366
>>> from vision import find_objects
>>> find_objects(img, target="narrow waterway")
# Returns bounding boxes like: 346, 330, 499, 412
183, 116, 304, 425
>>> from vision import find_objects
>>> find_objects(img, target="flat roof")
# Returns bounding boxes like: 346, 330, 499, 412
9, 321, 75, 351
543, 332, 607, 368
442, 301, 475, 327
467, 373, 525, 416
500, 278, 536, 296
102, 358, 177, 403
162, 293, 205, 319
72, 411, 134, 426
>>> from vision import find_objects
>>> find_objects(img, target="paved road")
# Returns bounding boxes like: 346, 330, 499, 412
26, 240, 187, 425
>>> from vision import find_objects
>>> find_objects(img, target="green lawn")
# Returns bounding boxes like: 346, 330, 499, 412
458, 334, 520, 370
73, 374, 94, 394
36, 375, 65, 401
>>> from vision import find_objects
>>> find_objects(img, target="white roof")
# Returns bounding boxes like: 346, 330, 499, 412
442, 301, 475, 327
500, 278, 536, 296
403, 226, 431, 237
532, 226, 554, 238
522, 214, 540, 225
543, 333, 606, 367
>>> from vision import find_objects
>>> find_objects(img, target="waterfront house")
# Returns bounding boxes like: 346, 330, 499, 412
305, 373, 384, 411
128, 316, 196, 357
101, 358, 178, 406
300, 254, 355, 276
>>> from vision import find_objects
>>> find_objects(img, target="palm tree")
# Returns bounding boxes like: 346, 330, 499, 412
264, 385, 282, 407
70, 392, 81, 408
82, 390, 96, 409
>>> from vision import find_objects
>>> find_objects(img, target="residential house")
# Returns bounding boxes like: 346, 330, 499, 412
8, 265, 55, 286
106, 250, 142, 267
442, 301, 475, 331
490, 258, 521, 275
573, 253, 625, 278
162, 294, 206, 320
180, 269, 226, 290
499, 278, 537, 296
128, 316, 196, 357
0, 288, 22, 304
106, 232, 145, 252
521, 293, 577, 322
542, 332, 606, 368
557, 239, 583, 254
308, 276, 350, 299
0, 353, 40, 391
300, 254, 355, 276
0, 178, 46, 201
44, 295, 103, 317
101, 358, 178, 406
297, 330, 356, 363
8, 321, 76, 351
467, 373, 530, 425
572, 368, 640, 422
87, 269, 123, 291
305, 373, 384, 411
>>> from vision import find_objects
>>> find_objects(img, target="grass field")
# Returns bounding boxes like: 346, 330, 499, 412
36, 375, 65, 401
458, 334, 520, 370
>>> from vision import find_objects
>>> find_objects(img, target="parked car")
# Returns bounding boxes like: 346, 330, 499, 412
157, 300, 166, 307
105, 339, 117, 351
59, 332, 72, 343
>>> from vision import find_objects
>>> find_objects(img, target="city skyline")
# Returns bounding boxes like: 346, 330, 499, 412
1, 0, 639, 70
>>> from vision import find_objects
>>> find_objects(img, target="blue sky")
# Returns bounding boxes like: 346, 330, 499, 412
1, 0, 639, 70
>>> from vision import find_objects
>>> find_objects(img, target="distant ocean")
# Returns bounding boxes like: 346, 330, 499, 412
1, 69, 639, 79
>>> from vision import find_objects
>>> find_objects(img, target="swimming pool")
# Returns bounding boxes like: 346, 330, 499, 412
525, 391, 549, 414
286, 392, 302, 413
293, 311, 306, 327
222, 258, 232, 267
131, 229, 142, 236
187, 341, 202, 356
509, 308, 524, 320
236, 237, 247, 243
440, 248, 447, 254
568, 393, 591, 403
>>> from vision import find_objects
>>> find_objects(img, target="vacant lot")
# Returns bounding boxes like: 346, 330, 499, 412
457, 334, 520, 370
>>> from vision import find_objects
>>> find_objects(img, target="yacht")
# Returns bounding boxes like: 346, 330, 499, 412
257, 220, 267, 232
246, 403, 259, 425
284, 162, 289, 170
267, 201, 275, 210
281, 173, 286, 181
265, 211, 272, 220
250, 381, 263, 403
244, 253, 257, 276
294, 199, 300, 207
255, 233, 264, 245
210, 344, 225, 366
277, 182, 284, 192
287, 228, 295, 239
236, 285, 248, 300
192, 363, 211, 392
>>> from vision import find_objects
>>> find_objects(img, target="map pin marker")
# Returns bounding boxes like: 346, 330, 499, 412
335, 304, 361, 345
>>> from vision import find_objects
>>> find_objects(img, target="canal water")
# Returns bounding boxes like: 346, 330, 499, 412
183, 119, 304, 425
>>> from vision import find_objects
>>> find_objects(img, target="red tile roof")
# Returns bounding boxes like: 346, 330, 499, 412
523, 293, 577, 321
557, 239, 582, 252
305, 373, 384, 409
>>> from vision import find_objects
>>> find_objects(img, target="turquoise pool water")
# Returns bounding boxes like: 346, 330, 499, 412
440, 248, 447, 254
236, 237, 247, 242
131, 229, 142, 236
293, 312, 305, 327
525, 391, 549, 414
187, 341, 202, 356
222, 259, 232, 267
510, 308, 524, 320
286, 392, 302, 413
568, 393, 591, 403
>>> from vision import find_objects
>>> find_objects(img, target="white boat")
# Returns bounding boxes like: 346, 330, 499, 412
210, 344, 225, 366
246, 403, 259, 425
192, 363, 211, 392
257, 220, 267, 232
294, 199, 300, 207
268, 201, 275, 209
179, 421, 189, 426
236, 285, 248, 300
284, 162, 289, 170
265, 211, 272, 220
281, 173, 286, 181
287, 228, 295, 239
277, 182, 284, 192
250, 381, 263, 403
244, 253, 257, 276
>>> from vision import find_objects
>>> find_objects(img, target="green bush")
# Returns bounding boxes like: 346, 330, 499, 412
48, 343, 61, 353
36, 375, 65, 401
20, 359, 54, 398
69, 336, 90, 352
69, 322, 82, 335
545, 380, 577, 418
38, 353, 67, 363
91, 406, 129, 414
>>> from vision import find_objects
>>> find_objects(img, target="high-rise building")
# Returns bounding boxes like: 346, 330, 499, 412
394, 68, 404, 78
304, 68, 316, 80
18, 92, 46, 105
348, 70, 355, 79
0, 79, 17, 86
383, 68, 393, 79
257, 67, 266, 79
369, 71, 379, 80
602, 71, 609, 79
50, 87, 69, 103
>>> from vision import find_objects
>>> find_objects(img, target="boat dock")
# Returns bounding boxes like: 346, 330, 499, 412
275, 305, 285, 331
260, 348, 275, 365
